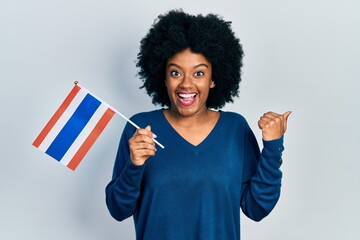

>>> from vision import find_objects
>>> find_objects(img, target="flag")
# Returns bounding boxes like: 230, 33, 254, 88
33, 84, 116, 171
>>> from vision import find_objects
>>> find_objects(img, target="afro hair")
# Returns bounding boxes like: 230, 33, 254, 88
136, 9, 244, 109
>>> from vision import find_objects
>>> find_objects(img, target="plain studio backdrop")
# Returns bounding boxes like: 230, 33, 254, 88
1, 0, 359, 239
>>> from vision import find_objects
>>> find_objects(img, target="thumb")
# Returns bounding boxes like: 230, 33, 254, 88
283, 111, 292, 120
283, 111, 292, 130
145, 125, 157, 139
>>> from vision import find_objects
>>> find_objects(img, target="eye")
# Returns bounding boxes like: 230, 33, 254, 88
194, 71, 204, 77
170, 70, 181, 77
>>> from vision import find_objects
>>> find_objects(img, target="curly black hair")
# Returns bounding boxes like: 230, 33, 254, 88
136, 9, 244, 109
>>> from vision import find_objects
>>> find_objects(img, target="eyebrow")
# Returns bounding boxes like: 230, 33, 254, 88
167, 63, 209, 69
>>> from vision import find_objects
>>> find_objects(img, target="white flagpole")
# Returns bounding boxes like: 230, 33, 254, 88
75, 82, 165, 149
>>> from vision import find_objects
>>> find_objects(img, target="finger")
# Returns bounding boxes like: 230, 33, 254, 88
136, 127, 153, 138
131, 134, 156, 147
130, 148, 156, 165
260, 115, 277, 124
259, 115, 282, 127
133, 148, 156, 158
258, 112, 284, 132
132, 127, 156, 147
129, 138, 156, 164
258, 119, 268, 129
263, 111, 284, 121
137, 125, 157, 139
283, 111, 292, 120
145, 125, 151, 134
131, 130, 155, 147
130, 135, 156, 149
282, 111, 292, 131
134, 141, 156, 151
146, 125, 158, 139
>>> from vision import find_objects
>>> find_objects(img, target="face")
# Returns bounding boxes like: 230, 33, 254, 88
165, 48, 215, 117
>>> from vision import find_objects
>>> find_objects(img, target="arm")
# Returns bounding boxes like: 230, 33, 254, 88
240, 111, 291, 221
240, 132, 284, 221
105, 124, 156, 221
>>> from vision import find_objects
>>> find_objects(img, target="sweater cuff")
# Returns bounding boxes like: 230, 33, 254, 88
262, 136, 284, 168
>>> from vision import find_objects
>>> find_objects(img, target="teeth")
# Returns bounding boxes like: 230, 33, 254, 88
178, 93, 197, 98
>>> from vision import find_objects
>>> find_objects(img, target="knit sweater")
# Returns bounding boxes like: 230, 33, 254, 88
106, 109, 284, 240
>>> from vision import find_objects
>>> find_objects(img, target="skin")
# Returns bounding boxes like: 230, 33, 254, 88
129, 48, 291, 166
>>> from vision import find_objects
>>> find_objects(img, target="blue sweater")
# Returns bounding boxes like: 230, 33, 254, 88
106, 109, 284, 240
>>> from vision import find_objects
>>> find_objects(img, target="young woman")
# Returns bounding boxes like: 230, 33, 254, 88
106, 10, 291, 240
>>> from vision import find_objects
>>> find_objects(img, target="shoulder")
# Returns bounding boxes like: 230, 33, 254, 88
220, 111, 259, 147
220, 111, 248, 124
219, 111, 252, 135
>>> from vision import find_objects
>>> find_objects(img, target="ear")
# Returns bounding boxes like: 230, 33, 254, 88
210, 80, 215, 88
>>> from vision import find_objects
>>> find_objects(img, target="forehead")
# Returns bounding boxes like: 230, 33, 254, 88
167, 48, 211, 68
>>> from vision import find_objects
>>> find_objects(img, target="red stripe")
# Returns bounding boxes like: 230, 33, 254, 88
32, 85, 81, 148
67, 108, 115, 171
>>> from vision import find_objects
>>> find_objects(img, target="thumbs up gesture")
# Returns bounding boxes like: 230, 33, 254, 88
258, 111, 291, 141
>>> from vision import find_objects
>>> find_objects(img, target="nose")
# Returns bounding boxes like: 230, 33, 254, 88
179, 74, 193, 89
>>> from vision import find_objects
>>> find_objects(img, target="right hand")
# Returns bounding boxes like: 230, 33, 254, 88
129, 125, 157, 166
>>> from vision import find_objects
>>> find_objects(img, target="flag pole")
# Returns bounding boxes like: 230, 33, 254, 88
112, 107, 165, 149
74, 81, 165, 149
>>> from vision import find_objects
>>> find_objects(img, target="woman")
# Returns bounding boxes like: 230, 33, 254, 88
106, 10, 291, 240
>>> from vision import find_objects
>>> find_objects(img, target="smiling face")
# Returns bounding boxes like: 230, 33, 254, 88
165, 48, 215, 117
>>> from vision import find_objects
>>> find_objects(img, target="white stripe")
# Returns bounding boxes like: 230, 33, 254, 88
38, 88, 88, 152
78, 83, 164, 149
60, 103, 109, 166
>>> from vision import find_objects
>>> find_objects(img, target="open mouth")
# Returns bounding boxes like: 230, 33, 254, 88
177, 92, 198, 106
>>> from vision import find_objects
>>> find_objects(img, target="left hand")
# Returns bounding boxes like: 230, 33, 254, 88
258, 111, 291, 141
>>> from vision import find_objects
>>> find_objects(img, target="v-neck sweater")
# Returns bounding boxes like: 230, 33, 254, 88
106, 109, 284, 240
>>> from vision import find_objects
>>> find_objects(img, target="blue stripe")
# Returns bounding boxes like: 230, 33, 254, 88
46, 93, 101, 161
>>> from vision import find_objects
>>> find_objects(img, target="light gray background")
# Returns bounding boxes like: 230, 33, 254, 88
1, 0, 359, 239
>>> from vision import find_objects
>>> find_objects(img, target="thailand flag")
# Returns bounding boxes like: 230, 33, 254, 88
33, 84, 115, 170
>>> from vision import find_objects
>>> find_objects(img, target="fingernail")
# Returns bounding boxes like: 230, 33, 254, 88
152, 133, 157, 138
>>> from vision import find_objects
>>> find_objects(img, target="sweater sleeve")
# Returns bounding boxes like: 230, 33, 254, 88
105, 123, 145, 221
240, 125, 284, 222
